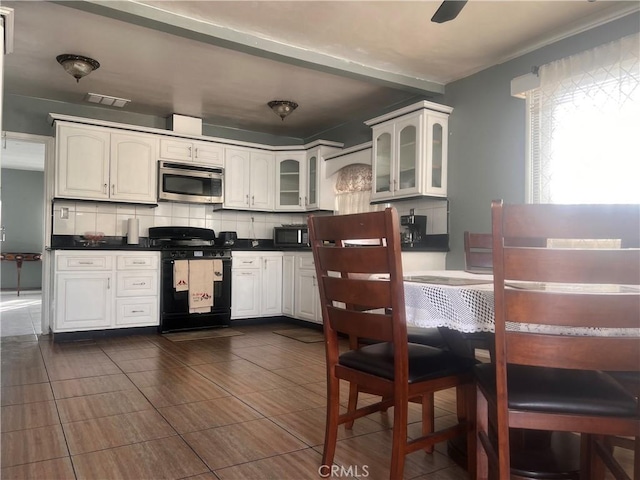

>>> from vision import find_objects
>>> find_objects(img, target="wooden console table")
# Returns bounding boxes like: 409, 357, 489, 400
0, 252, 42, 296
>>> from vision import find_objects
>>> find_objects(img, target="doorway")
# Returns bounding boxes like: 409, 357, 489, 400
0, 132, 53, 338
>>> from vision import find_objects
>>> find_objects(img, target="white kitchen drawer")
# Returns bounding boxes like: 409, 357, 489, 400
115, 297, 159, 326
298, 254, 315, 270
56, 253, 112, 271
232, 255, 260, 269
116, 271, 158, 297
116, 254, 158, 270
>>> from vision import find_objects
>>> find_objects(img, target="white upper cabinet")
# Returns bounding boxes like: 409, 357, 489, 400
55, 123, 158, 204
110, 132, 158, 203
275, 151, 306, 211
159, 138, 224, 166
366, 101, 452, 201
56, 123, 110, 201
305, 145, 341, 211
224, 147, 274, 211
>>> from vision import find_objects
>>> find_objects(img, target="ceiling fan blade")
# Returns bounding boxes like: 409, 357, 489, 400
431, 0, 468, 23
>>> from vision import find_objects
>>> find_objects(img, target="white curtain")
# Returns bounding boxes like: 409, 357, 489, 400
334, 163, 378, 214
527, 32, 639, 204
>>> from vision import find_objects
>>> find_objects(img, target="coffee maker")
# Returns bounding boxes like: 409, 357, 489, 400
400, 210, 427, 245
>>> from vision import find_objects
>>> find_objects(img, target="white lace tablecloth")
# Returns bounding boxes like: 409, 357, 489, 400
403, 270, 638, 337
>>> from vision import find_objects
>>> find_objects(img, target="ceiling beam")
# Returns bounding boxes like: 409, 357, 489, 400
53, 0, 445, 97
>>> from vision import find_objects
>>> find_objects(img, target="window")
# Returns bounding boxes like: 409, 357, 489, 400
526, 33, 639, 204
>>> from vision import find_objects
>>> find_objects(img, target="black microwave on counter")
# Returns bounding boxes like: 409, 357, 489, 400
274, 225, 309, 247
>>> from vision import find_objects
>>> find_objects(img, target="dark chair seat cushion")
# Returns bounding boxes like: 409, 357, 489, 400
406, 327, 447, 348
606, 371, 640, 396
339, 342, 476, 384
475, 363, 638, 417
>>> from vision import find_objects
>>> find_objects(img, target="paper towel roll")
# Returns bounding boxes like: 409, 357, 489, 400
127, 218, 140, 244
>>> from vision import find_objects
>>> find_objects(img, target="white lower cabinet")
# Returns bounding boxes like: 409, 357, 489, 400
231, 252, 283, 319
292, 252, 322, 324
282, 254, 295, 316
53, 251, 159, 332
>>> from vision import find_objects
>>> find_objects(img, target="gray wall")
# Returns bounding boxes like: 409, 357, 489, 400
1, 169, 45, 290
441, 12, 639, 269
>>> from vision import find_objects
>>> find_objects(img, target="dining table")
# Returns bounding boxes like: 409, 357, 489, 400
400, 270, 588, 478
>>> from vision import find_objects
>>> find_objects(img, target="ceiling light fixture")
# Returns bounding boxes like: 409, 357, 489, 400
56, 54, 100, 83
268, 100, 298, 121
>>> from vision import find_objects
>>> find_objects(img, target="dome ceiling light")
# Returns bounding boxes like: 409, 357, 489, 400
268, 100, 298, 121
56, 54, 100, 83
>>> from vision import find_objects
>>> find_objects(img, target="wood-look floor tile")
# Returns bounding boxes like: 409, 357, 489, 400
1, 382, 53, 406
56, 389, 152, 423
1, 400, 60, 432
51, 373, 136, 399
191, 365, 297, 395
46, 359, 121, 382
158, 396, 262, 434
139, 377, 229, 408
270, 406, 386, 447
0, 456, 76, 480
0, 365, 49, 387
412, 464, 469, 479
192, 359, 265, 376
183, 418, 307, 470
63, 409, 177, 455
126, 366, 207, 388
270, 363, 327, 385
236, 385, 326, 417
72, 436, 208, 480
1, 424, 68, 468
104, 345, 167, 363
95, 336, 157, 352
113, 355, 185, 373
232, 345, 318, 370
166, 349, 241, 366
329, 430, 454, 479
214, 448, 323, 480
180, 474, 218, 480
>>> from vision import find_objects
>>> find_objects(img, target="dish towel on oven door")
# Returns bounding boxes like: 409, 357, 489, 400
173, 260, 189, 292
189, 260, 214, 313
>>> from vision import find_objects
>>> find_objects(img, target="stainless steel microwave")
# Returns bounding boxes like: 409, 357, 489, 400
273, 225, 309, 247
158, 161, 224, 204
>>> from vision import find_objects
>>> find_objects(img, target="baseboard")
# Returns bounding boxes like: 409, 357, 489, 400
52, 326, 158, 343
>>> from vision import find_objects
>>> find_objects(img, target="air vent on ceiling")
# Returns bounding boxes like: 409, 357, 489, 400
85, 93, 131, 108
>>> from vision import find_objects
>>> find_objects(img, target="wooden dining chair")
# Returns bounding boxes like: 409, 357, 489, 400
308, 208, 477, 479
475, 201, 640, 479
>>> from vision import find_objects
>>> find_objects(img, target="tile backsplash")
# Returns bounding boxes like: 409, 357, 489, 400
52, 197, 448, 240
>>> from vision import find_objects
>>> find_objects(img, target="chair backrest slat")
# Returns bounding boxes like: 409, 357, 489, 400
506, 333, 640, 372
503, 248, 640, 284
505, 290, 640, 329
322, 276, 391, 310
317, 245, 389, 274
326, 306, 394, 342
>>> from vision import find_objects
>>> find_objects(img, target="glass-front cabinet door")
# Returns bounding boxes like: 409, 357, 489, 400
394, 113, 422, 197
371, 126, 393, 200
426, 114, 448, 197
306, 154, 317, 208
275, 152, 306, 211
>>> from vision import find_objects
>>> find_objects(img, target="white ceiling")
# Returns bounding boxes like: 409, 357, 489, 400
2, 0, 638, 140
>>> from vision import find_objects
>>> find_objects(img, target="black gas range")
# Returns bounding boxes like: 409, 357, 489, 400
149, 227, 232, 333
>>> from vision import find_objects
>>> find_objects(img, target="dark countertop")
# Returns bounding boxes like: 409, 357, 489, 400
50, 234, 449, 253
50, 236, 158, 251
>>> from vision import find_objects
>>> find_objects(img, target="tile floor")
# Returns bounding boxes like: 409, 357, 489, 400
1, 322, 470, 480
0, 292, 632, 479
0, 291, 42, 338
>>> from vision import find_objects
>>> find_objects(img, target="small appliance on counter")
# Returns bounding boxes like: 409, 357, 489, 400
400, 211, 427, 245
274, 224, 309, 247
216, 231, 237, 246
